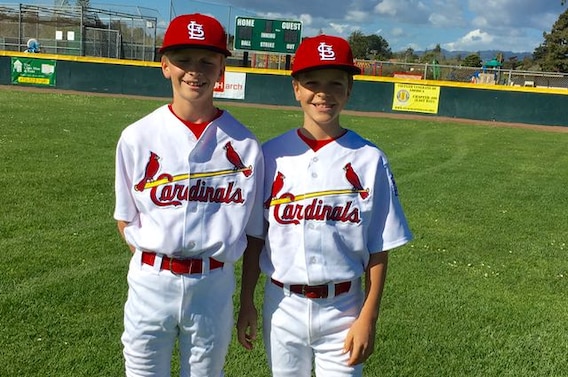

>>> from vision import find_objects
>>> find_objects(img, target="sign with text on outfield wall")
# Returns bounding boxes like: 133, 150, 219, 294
234, 17, 302, 54
214, 72, 246, 100
392, 83, 440, 114
11, 57, 56, 86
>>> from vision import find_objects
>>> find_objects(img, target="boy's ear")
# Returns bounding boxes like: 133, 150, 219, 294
292, 79, 301, 101
346, 76, 354, 97
160, 55, 171, 79
218, 56, 227, 81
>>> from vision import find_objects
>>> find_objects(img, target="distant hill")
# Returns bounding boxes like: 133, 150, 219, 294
415, 49, 533, 61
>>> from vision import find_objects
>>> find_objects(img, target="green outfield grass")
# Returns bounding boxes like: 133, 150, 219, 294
1, 88, 567, 377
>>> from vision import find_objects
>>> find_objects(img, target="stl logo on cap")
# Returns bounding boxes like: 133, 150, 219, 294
291, 34, 361, 76
317, 42, 336, 61
187, 20, 205, 41
159, 13, 231, 56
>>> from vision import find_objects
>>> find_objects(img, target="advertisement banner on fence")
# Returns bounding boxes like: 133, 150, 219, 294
11, 57, 56, 86
392, 83, 440, 114
214, 71, 246, 100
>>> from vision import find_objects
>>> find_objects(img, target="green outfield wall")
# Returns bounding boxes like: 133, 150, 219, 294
1, 52, 566, 127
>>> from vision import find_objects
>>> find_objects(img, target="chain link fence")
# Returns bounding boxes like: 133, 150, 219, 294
0, 3, 157, 61
353, 60, 568, 89
241, 54, 568, 89
3, 2, 567, 88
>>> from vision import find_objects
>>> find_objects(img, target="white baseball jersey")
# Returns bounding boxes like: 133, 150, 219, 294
260, 129, 412, 285
114, 105, 264, 262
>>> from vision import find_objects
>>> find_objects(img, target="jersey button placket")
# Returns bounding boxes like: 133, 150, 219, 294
308, 155, 319, 179
305, 155, 323, 282
302, 160, 316, 283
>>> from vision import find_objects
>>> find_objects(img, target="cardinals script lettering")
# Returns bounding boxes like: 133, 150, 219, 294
273, 195, 360, 225
150, 175, 244, 207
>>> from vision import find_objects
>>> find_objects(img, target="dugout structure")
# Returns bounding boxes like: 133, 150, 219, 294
0, 3, 157, 61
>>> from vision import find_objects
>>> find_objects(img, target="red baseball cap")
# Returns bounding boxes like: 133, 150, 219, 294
291, 35, 361, 76
159, 13, 231, 56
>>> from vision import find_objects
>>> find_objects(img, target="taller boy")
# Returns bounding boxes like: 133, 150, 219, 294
114, 14, 264, 377
237, 35, 413, 377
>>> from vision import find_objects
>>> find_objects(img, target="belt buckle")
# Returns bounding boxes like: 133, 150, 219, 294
303, 285, 324, 299
168, 257, 183, 276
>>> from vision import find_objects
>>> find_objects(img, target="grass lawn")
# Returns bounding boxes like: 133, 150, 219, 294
0, 88, 567, 376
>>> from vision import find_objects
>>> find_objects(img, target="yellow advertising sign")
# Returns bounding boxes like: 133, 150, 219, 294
392, 83, 440, 114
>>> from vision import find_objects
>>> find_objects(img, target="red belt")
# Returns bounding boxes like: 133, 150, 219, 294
271, 278, 351, 299
141, 252, 223, 275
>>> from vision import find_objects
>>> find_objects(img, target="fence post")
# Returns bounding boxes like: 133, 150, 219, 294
80, 6, 84, 56
18, 3, 22, 52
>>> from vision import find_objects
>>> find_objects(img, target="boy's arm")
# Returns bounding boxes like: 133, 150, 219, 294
343, 250, 389, 366
117, 220, 135, 253
236, 235, 264, 350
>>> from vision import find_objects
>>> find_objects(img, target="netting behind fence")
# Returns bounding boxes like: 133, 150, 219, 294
0, 3, 157, 61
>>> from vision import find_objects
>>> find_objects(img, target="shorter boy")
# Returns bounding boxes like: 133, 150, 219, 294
237, 35, 413, 377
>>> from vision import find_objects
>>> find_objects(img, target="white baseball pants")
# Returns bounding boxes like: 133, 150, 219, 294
122, 250, 234, 377
262, 278, 364, 377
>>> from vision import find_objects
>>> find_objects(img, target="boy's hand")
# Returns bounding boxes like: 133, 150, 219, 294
343, 317, 376, 366
236, 302, 258, 350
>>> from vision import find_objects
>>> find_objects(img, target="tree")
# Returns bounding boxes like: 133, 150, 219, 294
462, 53, 482, 67
347, 31, 392, 60
533, 8, 568, 71
348, 31, 367, 59
432, 43, 444, 60
418, 44, 444, 64
401, 47, 418, 62
366, 34, 392, 60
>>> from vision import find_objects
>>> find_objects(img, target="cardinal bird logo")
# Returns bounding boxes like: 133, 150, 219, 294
344, 163, 369, 199
224, 141, 252, 177
265, 171, 285, 208
135, 152, 160, 191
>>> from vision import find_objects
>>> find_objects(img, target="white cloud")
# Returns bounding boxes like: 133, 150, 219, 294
468, 0, 562, 29
443, 29, 494, 51
298, 14, 313, 27
429, 13, 454, 27
374, 0, 398, 16
391, 27, 405, 37
429, 0, 466, 28
346, 10, 368, 23
374, 0, 431, 23
329, 23, 350, 34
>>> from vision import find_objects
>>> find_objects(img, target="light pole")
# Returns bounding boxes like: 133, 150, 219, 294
227, 6, 232, 50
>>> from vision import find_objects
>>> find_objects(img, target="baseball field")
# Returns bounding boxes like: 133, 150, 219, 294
1, 87, 567, 376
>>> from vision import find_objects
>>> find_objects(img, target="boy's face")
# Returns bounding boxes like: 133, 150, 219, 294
161, 48, 225, 102
292, 68, 353, 127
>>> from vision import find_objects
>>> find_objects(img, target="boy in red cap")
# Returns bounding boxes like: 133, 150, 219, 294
237, 35, 412, 376
114, 13, 264, 376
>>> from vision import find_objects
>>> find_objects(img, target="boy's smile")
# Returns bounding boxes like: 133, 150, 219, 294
293, 68, 352, 135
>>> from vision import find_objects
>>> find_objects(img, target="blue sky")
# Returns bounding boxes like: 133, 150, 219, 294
43, 0, 567, 53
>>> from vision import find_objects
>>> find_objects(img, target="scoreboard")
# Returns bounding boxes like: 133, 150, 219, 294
234, 17, 302, 54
